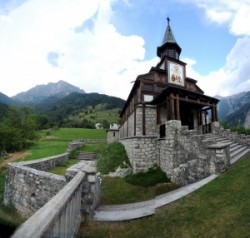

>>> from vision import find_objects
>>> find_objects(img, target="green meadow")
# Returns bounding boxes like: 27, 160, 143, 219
1, 127, 250, 237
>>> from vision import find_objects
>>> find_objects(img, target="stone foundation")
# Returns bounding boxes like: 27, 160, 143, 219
120, 136, 158, 173
120, 120, 231, 186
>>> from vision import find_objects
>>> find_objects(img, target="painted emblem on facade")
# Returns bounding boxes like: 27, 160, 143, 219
168, 61, 184, 87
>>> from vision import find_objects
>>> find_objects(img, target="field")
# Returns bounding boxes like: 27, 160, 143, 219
1, 128, 250, 237
68, 104, 121, 126
0, 128, 107, 231
79, 153, 250, 237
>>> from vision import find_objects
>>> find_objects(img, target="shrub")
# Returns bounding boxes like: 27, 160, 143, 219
97, 142, 131, 174
124, 166, 170, 187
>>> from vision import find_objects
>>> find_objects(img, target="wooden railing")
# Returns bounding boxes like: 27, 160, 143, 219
11, 171, 85, 238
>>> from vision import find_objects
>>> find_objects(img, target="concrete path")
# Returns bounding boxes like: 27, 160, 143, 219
92, 174, 218, 221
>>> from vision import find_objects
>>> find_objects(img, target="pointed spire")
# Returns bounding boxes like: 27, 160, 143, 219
157, 17, 182, 60
162, 17, 177, 44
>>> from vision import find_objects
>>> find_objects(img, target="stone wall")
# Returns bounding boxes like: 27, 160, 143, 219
107, 129, 119, 143
145, 105, 157, 135
119, 104, 157, 139
120, 120, 231, 186
3, 140, 88, 218
160, 120, 230, 186
4, 163, 66, 217
120, 136, 158, 173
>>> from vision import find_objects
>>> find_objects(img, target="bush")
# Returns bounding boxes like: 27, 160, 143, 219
97, 142, 131, 174
124, 166, 170, 187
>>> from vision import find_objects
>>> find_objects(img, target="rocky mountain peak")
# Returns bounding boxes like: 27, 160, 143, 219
11, 80, 85, 104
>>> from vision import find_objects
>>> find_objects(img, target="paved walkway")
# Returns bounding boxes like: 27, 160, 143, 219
92, 174, 218, 221
92, 153, 248, 222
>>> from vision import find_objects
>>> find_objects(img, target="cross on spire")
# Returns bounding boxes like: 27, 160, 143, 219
167, 17, 170, 26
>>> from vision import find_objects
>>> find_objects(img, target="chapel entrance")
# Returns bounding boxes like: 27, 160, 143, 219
180, 102, 195, 130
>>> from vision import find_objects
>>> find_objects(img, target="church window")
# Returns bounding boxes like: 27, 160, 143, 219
143, 83, 154, 92
143, 94, 153, 102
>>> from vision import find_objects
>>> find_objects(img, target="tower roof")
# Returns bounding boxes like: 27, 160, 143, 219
162, 17, 177, 44
157, 17, 182, 59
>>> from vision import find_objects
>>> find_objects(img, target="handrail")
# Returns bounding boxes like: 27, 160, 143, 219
11, 171, 85, 238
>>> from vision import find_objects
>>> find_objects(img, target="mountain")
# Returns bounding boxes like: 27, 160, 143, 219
35, 92, 125, 125
12, 80, 85, 104
0, 92, 16, 105
218, 91, 250, 127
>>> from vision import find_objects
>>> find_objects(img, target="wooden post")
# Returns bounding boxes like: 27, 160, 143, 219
142, 104, 146, 135
134, 108, 136, 136
176, 94, 180, 120
211, 105, 216, 122
215, 104, 218, 121
170, 93, 175, 120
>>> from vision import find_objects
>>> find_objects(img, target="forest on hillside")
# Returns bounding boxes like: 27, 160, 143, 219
0, 106, 38, 154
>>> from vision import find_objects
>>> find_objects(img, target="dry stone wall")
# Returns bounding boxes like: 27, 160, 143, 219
120, 136, 158, 173
4, 162, 66, 217
3, 140, 91, 218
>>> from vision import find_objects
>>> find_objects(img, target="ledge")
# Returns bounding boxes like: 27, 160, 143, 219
207, 142, 231, 149
120, 135, 158, 140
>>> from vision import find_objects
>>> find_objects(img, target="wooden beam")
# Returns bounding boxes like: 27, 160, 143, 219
170, 93, 175, 120
176, 94, 180, 120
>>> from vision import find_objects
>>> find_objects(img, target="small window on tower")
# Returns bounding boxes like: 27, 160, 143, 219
168, 49, 175, 58
144, 94, 153, 102
143, 83, 154, 92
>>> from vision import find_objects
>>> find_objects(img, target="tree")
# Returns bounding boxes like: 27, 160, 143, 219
0, 106, 38, 153
102, 119, 110, 129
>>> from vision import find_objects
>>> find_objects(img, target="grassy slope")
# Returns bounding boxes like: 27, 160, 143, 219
80, 154, 250, 238
0, 128, 107, 228
68, 104, 121, 125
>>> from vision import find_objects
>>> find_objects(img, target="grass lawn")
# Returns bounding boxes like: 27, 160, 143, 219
101, 176, 178, 205
0, 128, 107, 230
79, 153, 250, 238
48, 159, 80, 175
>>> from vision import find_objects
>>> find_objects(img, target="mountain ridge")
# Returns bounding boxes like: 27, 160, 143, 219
11, 80, 85, 104
218, 91, 250, 127
3, 80, 250, 128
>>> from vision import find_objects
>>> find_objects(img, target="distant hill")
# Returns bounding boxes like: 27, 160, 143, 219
0, 102, 9, 118
35, 92, 125, 126
0, 92, 16, 105
12, 80, 85, 104
218, 91, 250, 127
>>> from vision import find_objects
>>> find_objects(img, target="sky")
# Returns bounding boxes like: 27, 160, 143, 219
0, 0, 250, 100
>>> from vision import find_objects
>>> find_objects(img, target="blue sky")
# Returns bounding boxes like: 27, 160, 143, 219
0, 0, 249, 99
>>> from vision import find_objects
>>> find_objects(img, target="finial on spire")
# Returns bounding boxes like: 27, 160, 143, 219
167, 16, 170, 26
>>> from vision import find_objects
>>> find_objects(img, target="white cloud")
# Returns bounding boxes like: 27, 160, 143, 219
178, 0, 250, 98
183, 0, 250, 36
0, 0, 156, 99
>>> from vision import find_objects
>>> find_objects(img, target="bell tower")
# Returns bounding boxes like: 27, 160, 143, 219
157, 17, 182, 60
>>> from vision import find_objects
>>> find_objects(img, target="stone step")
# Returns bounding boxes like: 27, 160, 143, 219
230, 142, 240, 148
230, 144, 243, 153
230, 146, 248, 159
230, 148, 250, 164
77, 152, 96, 160
214, 138, 231, 143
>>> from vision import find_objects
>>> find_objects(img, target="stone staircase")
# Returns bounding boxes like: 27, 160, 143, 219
77, 152, 96, 160
202, 133, 250, 164
92, 133, 250, 222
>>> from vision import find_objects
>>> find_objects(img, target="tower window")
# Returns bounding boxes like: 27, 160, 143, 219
143, 83, 154, 92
